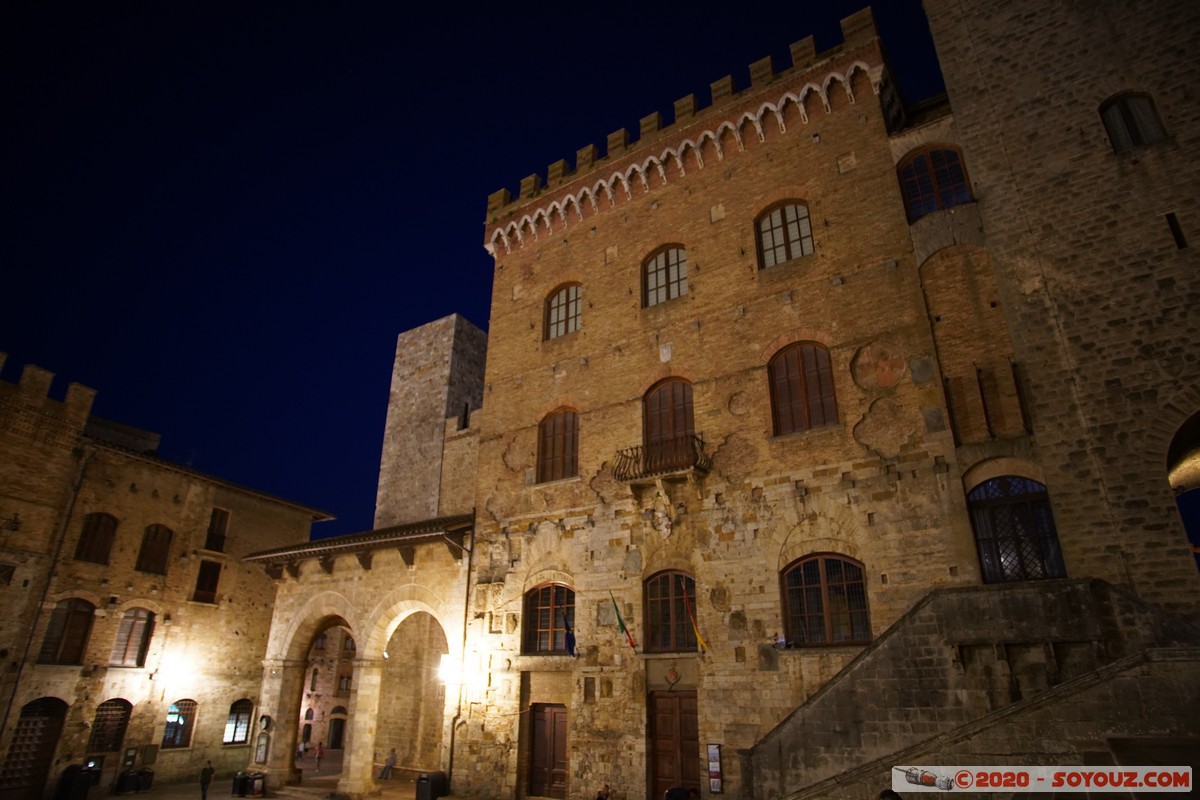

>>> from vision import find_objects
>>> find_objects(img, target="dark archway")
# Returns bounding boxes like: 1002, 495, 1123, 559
377, 612, 449, 775
0, 697, 69, 800
294, 618, 355, 763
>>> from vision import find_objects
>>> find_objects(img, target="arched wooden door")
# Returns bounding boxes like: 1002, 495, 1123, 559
0, 697, 69, 800
644, 380, 695, 473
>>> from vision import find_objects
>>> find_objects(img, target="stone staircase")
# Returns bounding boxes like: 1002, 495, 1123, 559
744, 579, 1200, 800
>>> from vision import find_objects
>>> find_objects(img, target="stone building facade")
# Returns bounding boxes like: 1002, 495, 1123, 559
250, 4, 1199, 800
0, 357, 327, 799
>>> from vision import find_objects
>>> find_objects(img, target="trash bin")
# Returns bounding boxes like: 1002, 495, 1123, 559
231, 772, 247, 797
115, 770, 140, 795
55, 765, 91, 800
244, 772, 266, 797
415, 771, 447, 800
135, 769, 154, 793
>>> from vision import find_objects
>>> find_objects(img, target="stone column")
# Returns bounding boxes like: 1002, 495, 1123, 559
257, 658, 306, 785
339, 658, 383, 797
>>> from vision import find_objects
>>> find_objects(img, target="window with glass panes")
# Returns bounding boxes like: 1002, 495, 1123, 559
545, 285, 582, 340
223, 699, 253, 745
538, 409, 579, 483
781, 555, 870, 646
967, 476, 1066, 583
768, 342, 837, 435
897, 147, 972, 223
756, 202, 813, 268
643, 246, 687, 307
161, 699, 198, 749
523, 584, 575, 654
645, 571, 698, 652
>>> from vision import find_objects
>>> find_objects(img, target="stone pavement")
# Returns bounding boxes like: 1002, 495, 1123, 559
118, 752, 422, 800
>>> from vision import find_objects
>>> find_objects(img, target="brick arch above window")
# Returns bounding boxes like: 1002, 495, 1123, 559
755, 200, 814, 269
544, 283, 582, 340
897, 146, 973, 223
768, 342, 838, 435
962, 457, 1047, 494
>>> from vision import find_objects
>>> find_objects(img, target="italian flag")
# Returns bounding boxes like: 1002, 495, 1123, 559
609, 591, 637, 651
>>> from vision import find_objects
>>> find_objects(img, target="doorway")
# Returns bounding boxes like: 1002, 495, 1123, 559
328, 718, 345, 750
529, 703, 567, 798
0, 697, 69, 800
648, 691, 699, 799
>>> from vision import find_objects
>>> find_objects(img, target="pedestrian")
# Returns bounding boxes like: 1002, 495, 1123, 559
315, 742, 324, 771
199, 761, 214, 800
595, 784, 611, 800
379, 748, 397, 780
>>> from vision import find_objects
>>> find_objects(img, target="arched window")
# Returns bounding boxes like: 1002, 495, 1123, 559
37, 598, 95, 665
643, 245, 688, 307
74, 513, 118, 565
644, 571, 698, 653
967, 476, 1067, 583
343, 636, 355, 651
756, 201, 814, 268
897, 147, 972, 223
522, 583, 575, 654
310, 669, 318, 691
162, 699, 198, 749
768, 342, 837, 435
304, 708, 315, 721
1100, 93, 1167, 153
135, 524, 173, 575
643, 379, 695, 473
538, 409, 580, 483
88, 699, 132, 753
780, 555, 870, 646
109, 608, 154, 667
544, 284, 582, 340
223, 699, 253, 745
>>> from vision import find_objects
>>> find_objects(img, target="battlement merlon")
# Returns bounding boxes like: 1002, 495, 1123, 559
0, 355, 97, 422
483, 7, 885, 247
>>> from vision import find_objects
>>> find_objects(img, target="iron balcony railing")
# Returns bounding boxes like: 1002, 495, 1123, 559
613, 434, 712, 481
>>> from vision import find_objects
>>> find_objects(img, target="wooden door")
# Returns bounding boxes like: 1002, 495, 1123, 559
529, 703, 568, 798
0, 698, 68, 800
648, 691, 699, 800
644, 380, 695, 472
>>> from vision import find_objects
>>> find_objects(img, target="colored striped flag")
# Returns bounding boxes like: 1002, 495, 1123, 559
681, 579, 707, 652
609, 591, 637, 650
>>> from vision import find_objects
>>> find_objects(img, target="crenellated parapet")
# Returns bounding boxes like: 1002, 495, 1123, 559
484, 8, 893, 255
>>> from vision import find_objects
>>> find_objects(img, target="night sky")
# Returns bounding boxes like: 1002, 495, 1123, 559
2, 2, 944, 539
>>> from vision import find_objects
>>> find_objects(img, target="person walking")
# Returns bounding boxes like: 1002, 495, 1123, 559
199, 761, 215, 800
315, 742, 324, 771
378, 748, 397, 780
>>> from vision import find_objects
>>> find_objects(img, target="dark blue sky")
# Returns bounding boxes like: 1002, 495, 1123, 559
2, 2, 944, 539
